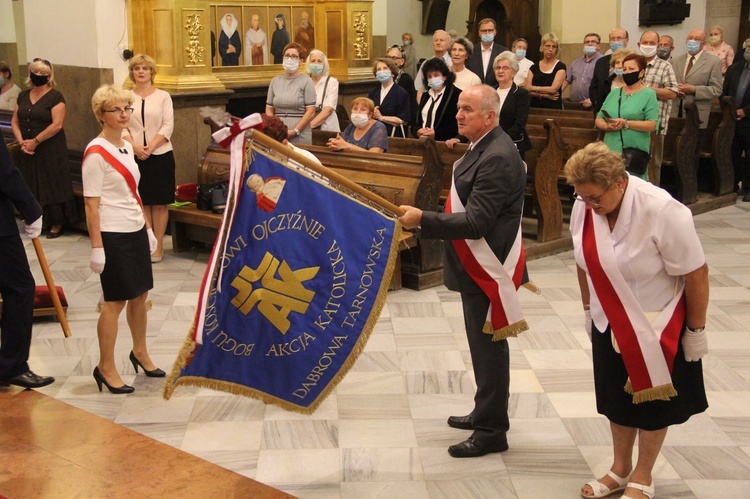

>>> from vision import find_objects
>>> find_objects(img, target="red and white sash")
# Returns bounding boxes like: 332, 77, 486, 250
445, 163, 528, 340
83, 141, 144, 211
582, 207, 684, 403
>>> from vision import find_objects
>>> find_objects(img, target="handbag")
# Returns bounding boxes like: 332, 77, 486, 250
197, 181, 228, 212
617, 88, 650, 176
390, 122, 407, 138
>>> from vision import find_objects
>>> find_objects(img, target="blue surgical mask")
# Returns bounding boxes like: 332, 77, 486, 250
427, 76, 444, 90
376, 70, 392, 83
402, 40, 410, 46
686, 40, 701, 55
583, 45, 597, 57
0, 76, 5, 86
481, 33, 495, 44
610, 41, 624, 52
613, 68, 624, 77
515, 49, 526, 60
308, 63, 324, 76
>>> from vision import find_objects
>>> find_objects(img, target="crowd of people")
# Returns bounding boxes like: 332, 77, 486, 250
2, 17, 750, 499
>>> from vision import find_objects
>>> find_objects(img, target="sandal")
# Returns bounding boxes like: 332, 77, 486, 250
581, 470, 630, 498
621, 482, 655, 499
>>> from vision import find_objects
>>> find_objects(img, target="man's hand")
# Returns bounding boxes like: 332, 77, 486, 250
398, 205, 423, 229
677, 83, 695, 95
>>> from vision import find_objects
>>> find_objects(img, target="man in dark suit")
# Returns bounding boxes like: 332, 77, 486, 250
400, 85, 527, 458
466, 18, 507, 85
589, 27, 629, 113
0, 141, 54, 388
723, 41, 750, 200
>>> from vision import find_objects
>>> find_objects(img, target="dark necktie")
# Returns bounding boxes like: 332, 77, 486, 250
425, 95, 438, 128
678, 56, 696, 118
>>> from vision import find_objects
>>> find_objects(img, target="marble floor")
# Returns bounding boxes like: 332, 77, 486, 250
11, 200, 750, 499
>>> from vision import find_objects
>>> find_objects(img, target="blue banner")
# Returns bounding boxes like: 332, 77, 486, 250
164, 150, 400, 413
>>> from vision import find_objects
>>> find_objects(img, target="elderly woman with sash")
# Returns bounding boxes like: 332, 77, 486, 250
565, 142, 709, 499
83, 85, 163, 394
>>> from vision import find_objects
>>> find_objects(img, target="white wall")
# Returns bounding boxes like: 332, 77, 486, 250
19, 0, 129, 83
386, 0, 470, 60
0, 0, 16, 43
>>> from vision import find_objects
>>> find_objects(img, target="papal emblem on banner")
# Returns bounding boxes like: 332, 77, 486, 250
164, 138, 400, 414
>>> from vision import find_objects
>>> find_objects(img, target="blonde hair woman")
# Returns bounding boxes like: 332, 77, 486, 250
525, 32, 566, 109
84, 85, 163, 394
10, 58, 76, 238
122, 54, 175, 263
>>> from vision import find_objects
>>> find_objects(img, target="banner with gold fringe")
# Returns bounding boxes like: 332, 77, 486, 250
164, 143, 400, 414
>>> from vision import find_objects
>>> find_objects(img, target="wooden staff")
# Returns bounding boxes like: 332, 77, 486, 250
246, 129, 406, 216
32, 238, 71, 338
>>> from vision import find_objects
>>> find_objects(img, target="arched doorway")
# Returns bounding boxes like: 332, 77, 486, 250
466, 0, 540, 62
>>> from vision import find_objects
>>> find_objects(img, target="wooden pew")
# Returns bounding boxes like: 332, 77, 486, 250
529, 107, 596, 121
1, 109, 14, 144
660, 98, 701, 204
527, 113, 596, 130
698, 96, 736, 196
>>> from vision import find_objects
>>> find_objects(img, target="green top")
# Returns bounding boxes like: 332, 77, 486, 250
598, 86, 660, 180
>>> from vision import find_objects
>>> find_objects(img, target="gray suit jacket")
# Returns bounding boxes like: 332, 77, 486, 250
420, 126, 526, 293
672, 51, 723, 128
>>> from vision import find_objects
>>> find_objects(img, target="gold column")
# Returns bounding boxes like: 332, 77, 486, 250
127, 0, 226, 91
126, 1, 374, 89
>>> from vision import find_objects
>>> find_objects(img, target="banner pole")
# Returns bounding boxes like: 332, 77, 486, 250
246, 130, 406, 217
32, 238, 71, 338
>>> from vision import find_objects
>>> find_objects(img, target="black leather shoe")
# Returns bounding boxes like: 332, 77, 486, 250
0, 370, 55, 389
447, 414, 474, 430
448, 436, 508, 458
743, 192, 750, 202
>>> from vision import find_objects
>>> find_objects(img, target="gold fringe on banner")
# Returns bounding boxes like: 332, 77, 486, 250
623, 378, 678, 404
482, 319, 529, 341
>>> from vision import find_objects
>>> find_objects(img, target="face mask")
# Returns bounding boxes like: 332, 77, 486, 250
745, 49, 750, 63
583, 46, 597, 57
613, 68, 624, 77
308, 63, 324, 76
29, 73, 49, 86
427, 76, 444, 90
402, 40, 410, 46
622, 71, 641, 86
350, 113, 370, 128
657, 48, 671, 60
515, 49, 526, 60
0, 76, 5, 86
709, 35, 721, 45
481, 33, 495, 44
376, 70, 392, 83
686, 40, 701, 55
282, 58, 300, 73
610, 41, 624, 52
640, 45, 657, 58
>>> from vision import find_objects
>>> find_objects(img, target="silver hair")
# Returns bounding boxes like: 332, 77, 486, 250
493, 51, 519, 73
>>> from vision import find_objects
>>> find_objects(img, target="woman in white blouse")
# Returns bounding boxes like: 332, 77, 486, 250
450, 38, 481, 91
83, 85, 163, 394
305, 49, 340, 132
123, 54, 175, 263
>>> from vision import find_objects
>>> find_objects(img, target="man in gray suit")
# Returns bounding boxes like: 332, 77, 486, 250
672, 29, 723, 128
399, 85, 527, 458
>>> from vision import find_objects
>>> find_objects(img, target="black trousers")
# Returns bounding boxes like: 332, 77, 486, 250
0, 232, 35, 379
731, 123, 750, 193
461, 291, 510, 441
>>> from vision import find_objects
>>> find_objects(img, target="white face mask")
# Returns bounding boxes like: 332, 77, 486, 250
350, 113, 370, 128
427, 76, 444, 90
283, 58, 300, 73
640, 44, 657, 58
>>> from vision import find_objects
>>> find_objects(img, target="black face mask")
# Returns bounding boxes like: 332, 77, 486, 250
622, 71, 641, 86
29, 73, 49, 87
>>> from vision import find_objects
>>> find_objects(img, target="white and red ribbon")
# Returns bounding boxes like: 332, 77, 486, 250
445, 167, 528, 340
581, 207, 684, 402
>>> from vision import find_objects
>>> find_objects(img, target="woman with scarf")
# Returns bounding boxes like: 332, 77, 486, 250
566, 142, 709, 499
266, 43, 316, 144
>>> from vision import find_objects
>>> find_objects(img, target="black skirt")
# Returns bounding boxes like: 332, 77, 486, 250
137, 150, 176, 205
100, 227, 153, 302
592, 323, 708, 431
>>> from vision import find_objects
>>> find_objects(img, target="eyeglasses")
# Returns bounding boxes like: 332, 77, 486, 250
103, 107, 135, 115
33, 58, 51, 68
388, 55, 403, 60
574, 185, 618, 207
283, 54, 300, 60
494, 65, 513, 72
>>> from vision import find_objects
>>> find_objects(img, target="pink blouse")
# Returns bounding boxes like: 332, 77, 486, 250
705, 42, 735, 75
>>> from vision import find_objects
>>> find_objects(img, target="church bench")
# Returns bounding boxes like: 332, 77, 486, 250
697, 96, 736, 196
659, 97, 701, 205
529, 107, 597, 121
527, 113, 596, 130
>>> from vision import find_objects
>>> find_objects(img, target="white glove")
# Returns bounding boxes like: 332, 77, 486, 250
90, 248, 106, 274
147, 228, 158, 255
24, 216, 43, 239
584, 309, 592, 341
682, 327, 708, 362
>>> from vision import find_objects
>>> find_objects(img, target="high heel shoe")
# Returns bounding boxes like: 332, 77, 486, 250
93, 366, 134, 394
129, 351, 166, 377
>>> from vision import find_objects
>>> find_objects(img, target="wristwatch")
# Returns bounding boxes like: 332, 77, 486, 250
686, 325, 705, 333
293, 128, 300, 136
624, 120, 630, 129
